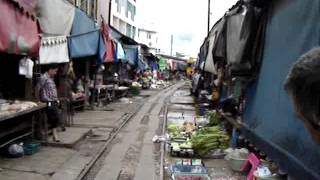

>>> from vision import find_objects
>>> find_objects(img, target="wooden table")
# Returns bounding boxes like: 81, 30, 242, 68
0, 103, 47, 148
114, 86, 129, 98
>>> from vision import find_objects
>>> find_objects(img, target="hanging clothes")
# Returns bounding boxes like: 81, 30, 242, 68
0, 0, 40, 57
19, 57, 34, 79
39, 36, 69, 64
36, 0, 75, 35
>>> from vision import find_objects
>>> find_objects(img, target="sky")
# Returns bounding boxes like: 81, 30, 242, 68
136, 0, 238, 57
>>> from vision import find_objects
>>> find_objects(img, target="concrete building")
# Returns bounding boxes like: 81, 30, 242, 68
138, 27, 159, 54
67, 0, 111, 26
110, 0, 137, 39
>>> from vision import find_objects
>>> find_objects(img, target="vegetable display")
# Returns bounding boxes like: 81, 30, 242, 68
190, 126, 229, 156
205, 111, 220, 126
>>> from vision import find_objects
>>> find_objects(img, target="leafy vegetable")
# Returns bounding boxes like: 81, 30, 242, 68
205, 111, 221, 126
190, 126, 229, 156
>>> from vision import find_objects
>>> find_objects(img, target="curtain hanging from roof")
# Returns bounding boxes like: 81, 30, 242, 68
116, 42, 126, 61
68, 8, 100, 59
101, 20, 116, 63
97, 33, 106, 65
39, 36, 69, 64
0, 0, 40, 57
159, 58, 167, 71
204, 32, 217, 74
36, 0, 75, 35
123, 45, 139, 66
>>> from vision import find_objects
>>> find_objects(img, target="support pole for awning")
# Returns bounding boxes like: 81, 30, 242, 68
208, 0, 211, 34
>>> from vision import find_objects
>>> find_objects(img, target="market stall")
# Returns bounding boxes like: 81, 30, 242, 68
0, 0, 49, 147
0, 101, 47, 148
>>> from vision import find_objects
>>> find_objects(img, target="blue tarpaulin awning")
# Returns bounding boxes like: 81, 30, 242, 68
68, 8, 103, 59
123, 45, 139, 66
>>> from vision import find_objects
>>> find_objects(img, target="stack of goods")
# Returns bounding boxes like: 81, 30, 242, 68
0, 100, 38, 116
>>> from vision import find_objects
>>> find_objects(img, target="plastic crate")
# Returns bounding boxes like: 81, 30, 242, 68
23, 142, 40, 155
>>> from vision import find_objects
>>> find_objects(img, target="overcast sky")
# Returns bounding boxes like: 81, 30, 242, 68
136, 0, 238, 57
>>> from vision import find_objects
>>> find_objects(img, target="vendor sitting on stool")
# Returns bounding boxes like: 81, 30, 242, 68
39, 64, 61, 142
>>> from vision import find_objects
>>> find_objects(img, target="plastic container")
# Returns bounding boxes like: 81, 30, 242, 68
225, 155, 247, 171
23, 142, 40, 155
224, 148, 249, 172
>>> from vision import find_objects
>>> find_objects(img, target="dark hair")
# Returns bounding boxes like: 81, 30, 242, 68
41, 63, 59, 73
48, 63, 59, 70
285, 47, 320, 129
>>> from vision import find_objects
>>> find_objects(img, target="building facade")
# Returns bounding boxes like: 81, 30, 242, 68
110, 0, 137, 39
67, 0, 110, 26
138, 28, 159, 54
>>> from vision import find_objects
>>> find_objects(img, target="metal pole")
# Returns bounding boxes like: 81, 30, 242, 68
207, 0, 211, 34
170, 35, 173, 56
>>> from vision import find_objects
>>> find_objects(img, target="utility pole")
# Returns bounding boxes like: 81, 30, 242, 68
207, 0, 211, 34
170, 35, 173, 56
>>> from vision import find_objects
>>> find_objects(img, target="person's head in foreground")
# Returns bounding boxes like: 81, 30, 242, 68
285, 47, 320, 143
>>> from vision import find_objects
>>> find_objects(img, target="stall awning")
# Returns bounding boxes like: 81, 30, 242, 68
116, 42, 126, 61
159, 58, 167, 71
101, 20, 116, 63
39, 36, 69, 64
0, 0, 40, 57
36, 0, 75, 35
138, 59, 148, 71
68, 8, 100, 59
123, 45, 139, 66
204, 32, 217, 74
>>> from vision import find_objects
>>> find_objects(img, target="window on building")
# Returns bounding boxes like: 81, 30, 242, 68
126, 1, 135, 21
131, 6, 136, 21
115, 0, 121, 13
133, 27, 136, 39
89, 0, 97, 19
126, 1, 130, 18
80, 0, 88, 14
147, 33, 151, 39
126, 23, 131, 37
119, 20, 126, 34
113, 16, 119, 29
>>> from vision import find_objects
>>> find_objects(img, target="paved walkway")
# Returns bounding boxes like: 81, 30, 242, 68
94, 83, 183, 180
0, 88, 164, 180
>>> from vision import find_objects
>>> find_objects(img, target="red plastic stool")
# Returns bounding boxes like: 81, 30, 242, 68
241, 153, 261, 180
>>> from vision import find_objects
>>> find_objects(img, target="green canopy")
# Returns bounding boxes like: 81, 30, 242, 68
159, 58, 167, 70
